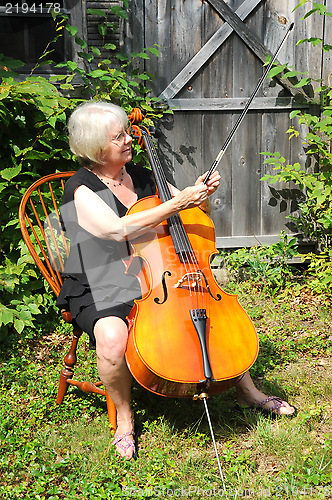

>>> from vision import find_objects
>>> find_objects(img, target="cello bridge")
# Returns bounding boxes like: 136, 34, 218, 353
174, 272, 202, 289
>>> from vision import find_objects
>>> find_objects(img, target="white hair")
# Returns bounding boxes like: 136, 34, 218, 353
68, 101, 128, 166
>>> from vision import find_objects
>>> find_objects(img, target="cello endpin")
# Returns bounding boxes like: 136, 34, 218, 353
193, 392, 209, 401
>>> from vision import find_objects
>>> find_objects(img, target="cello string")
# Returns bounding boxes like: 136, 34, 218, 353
143, 129, 212, 382
146, 136, 195, 261
143, 134, 189, 260
145, 132, 205, 308
144, 133, 209, 330
144, 133, 201, 308
202, 396, 227, 493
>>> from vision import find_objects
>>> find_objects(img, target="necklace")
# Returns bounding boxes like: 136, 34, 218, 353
93, 167, 124, 187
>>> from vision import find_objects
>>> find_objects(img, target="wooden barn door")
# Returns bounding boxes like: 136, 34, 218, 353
127, 0, 330, 248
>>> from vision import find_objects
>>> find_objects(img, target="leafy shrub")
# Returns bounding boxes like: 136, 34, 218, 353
0, 4, 165, 335
0, 73, 75, 334
261, 106, 332, 251
221, 232, 299, 290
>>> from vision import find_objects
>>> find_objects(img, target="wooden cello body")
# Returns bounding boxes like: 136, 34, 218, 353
125, 118, 259, 399
125, 196, 259, 398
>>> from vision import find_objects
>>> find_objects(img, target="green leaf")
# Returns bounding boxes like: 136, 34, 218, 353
49, 75, 67, 82
290, 110, 301, 119
138, 74, 151, 81
0, 69, 19, 78
67, 60, 78, 72
47, 116, 57, 128
268, 65, 287, 78
260, 174, 273, 181
110, 5, 128, 18
75, 36, 87, 49
104, 43, 116, 51
0, 164, 22, 181
88, 69, 109, 78
78, 52, 94, 62
297, 37, 323, 47
294, 77, 311, 88
24, 151, 52, 160
137, 52, 150, 60
292, 0, 307, 11
0, 86, 10, 99
98, 24, 107, 36
59, 84, 75, 90
283, 70, 301, 78
27, 303, 41, 314
0, 54, 24, 69
87, 8, 107, 17
54, 62, 69, 69
308, 37, 323, 46
65, 25, 78, 37
91, 46, 101, 56
147, 46, 159, 57
0, 308, 13, 325
14, 318, 25, 334
116, 53, 129, 62
302, 8, 321, 20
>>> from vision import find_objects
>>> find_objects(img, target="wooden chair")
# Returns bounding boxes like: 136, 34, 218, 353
19, 171, 117, 431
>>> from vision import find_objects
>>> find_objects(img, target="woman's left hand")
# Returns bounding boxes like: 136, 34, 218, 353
195, 171, 220, 196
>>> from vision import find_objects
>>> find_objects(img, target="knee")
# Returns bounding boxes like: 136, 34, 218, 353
94, 318, 128, 363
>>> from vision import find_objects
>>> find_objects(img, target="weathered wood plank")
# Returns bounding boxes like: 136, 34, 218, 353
172, 0, 204, 100
322, 0, 332, 86
202, 0, 233, 100
202, 112, 234, 237
125, 0, 145, 59
261, 111, 293, 235
143, 0, 172, 95
216, 234, 288, 248
169, 97, 309, 111
160, 112, 203, 192
229, 0, 261, 237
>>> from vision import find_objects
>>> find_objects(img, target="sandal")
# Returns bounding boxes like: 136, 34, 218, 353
257, 396, 298, 419
112, 431, 137, 460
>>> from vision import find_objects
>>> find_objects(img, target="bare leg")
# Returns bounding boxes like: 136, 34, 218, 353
94, 316, 134, 459
235, 371, 295, 416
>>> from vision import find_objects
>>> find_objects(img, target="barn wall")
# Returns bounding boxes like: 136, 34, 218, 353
123, 0, 331, 248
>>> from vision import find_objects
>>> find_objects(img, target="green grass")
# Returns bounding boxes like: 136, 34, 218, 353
1, 283, 332, 499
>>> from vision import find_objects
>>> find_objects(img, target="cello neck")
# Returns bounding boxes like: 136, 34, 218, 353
143, 133, 172, 203
142, 132, 197, 264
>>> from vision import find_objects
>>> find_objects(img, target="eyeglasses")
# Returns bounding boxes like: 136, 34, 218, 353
110, 130, 131, 144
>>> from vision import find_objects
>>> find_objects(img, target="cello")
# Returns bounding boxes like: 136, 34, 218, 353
125, 109, 259, 400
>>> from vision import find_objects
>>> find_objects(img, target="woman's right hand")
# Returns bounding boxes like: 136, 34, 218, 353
173, 182, 209, 211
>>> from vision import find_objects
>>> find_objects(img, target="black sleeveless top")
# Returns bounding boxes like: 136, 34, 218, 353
56, 164, 156, 339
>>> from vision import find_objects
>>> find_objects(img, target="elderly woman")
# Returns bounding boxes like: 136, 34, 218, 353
57, 101, 296, 460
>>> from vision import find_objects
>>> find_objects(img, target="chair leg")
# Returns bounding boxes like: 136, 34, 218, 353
106, 390, 117, 432
56, 324, 83, 404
